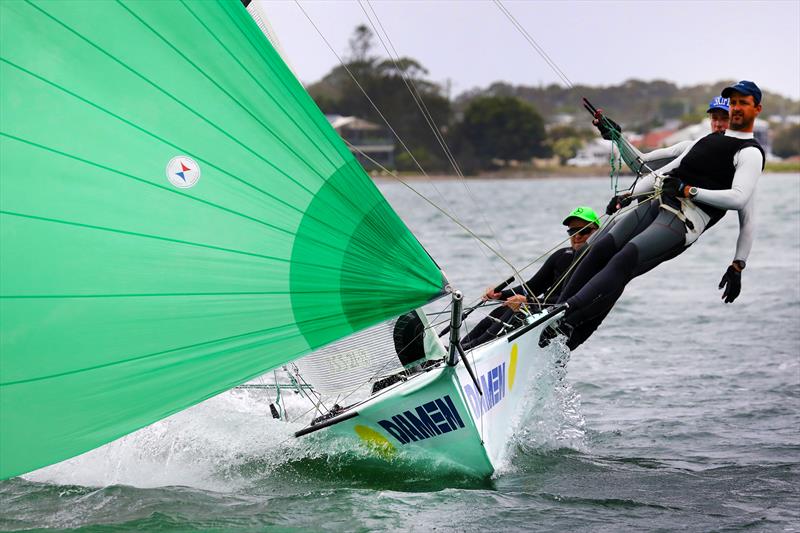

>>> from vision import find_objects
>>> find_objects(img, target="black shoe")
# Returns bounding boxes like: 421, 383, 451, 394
538, 320, 574, 348
538, 323, 559, 348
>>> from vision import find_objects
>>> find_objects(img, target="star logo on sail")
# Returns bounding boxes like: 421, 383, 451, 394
166, 156, 201, 189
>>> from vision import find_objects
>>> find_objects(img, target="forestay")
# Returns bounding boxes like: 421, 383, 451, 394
0, 0, 446, 479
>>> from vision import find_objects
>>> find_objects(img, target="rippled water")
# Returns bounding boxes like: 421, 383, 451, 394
2, 174, 798, 532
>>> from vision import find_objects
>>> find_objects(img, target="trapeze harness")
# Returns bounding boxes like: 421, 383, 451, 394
556, 131, 764, 337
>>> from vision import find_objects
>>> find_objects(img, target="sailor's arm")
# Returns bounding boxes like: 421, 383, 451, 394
631, 139, 698, 196
693, 147, 763, 210
639, 140, 693, 163
733, 195, 756, 262
617, 138, 693, 175
500, 251, 560, 300
718, 202, 754, 304
703, 147, 763, 304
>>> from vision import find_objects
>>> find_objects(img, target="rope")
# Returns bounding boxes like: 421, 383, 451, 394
293, 0, 509, 283
358, 0, 510, 268
344, 140, 528, 281
609, 140, 621, 194
270, 2, 673, 439
492, 0, 574, 88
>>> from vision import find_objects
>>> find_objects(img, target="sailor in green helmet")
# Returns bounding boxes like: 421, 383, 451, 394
461, 206, 600, 350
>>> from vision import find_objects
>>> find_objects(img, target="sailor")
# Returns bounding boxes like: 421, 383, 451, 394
549, 81, 765, 349
707, 96, 732, 133
461, 207, 600, 350
602, 95, 731, 214
538, 96, 735, 351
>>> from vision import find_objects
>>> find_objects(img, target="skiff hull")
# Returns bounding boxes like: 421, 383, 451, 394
295, 308, 564, 477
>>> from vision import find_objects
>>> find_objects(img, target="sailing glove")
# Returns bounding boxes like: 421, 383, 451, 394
718, 265, 742, 303
593, 116, 622, 140
606, 193, 633, 215
661, 176, 686, 198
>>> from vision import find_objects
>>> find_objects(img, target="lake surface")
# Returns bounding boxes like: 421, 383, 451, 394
2, 174, 798, 532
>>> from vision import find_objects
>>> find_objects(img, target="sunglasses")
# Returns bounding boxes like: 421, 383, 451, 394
567, 225, 595, 237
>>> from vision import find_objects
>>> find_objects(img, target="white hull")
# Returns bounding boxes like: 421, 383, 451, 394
295, 308, 564, 477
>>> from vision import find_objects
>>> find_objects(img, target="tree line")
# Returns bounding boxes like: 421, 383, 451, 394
307, 25, 800, 173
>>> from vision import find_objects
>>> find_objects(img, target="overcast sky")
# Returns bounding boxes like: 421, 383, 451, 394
259, 0, 800, 102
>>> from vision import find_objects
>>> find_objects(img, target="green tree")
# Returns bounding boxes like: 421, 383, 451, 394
772, 124, 800, 158
551, 137, 585, 165
457, 96, 549, 166
545, 125, 592, 165
658, 98, 687, 120
308, 27, 454, 172
348, 24, 375, 62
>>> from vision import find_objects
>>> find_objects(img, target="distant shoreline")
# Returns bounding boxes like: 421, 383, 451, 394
373, 162, 799, 180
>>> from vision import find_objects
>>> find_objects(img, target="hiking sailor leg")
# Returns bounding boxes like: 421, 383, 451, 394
563, 208, 689, 332
558, 199, 659, 303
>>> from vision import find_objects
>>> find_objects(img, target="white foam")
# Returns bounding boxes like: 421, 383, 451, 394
24, 388, 310, 491
494, 338, 588, 476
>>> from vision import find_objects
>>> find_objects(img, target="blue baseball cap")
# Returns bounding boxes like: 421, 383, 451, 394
721, 80, 762, 105
706, 96, 729, 113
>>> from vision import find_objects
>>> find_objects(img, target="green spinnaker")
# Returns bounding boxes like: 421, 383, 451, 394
0, 0, 446, 479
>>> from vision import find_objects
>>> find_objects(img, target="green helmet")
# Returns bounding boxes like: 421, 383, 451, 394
562, 206, 601, 227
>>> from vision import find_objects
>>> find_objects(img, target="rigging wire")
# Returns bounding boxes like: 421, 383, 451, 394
343, 138, 530, 281
493, 1, 667, 193
491, 0, 673, 275
293, 1, 430, 184
359, 0, 462, 178
271, 2, 671, 431
293, 0, 514, 283
493, 0, 574, 89
294, 0, 593, 310
359, 0, 510, 266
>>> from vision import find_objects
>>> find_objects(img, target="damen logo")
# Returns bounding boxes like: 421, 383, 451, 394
166, 156, 201, 189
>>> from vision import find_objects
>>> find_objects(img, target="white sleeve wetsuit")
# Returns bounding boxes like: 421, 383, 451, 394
629, 140, 693, 172
557, 130, 764, 350
630, 132, 760, 263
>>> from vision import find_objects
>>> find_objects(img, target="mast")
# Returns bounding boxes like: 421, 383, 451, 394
446, 291, 483, 395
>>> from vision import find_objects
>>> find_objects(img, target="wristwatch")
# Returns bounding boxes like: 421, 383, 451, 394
732, 260, 746, 271
687, 186, 698, 198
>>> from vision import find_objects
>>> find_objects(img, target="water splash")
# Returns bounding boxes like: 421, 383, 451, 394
21, 385, 488, 492
496, 337, 588, 475
24, 335, 587, 489
23, 389, 309, 491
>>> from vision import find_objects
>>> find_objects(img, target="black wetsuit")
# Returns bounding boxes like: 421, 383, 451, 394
556, 133, 764, 349
462, 247, 575, 349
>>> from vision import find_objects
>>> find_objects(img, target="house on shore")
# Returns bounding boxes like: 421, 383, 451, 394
663, 118, 771, 155
327, 115, 395, 170
568, 117, 774, 168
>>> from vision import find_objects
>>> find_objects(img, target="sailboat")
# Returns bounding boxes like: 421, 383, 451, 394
0, 0, 564, 480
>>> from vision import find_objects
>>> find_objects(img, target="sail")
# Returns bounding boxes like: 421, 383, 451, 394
0, 0, 446, 479
295, 309, 446, 396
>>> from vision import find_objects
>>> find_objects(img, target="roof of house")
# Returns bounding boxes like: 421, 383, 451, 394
326, 114, 382, 131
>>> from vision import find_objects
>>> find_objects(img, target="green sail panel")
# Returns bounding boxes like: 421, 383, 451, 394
0, 0, 445, 479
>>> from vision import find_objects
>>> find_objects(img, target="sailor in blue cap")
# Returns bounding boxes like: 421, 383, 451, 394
548, 81, 765, 350
601, 95, 730, 216
706, 96, 730, 133
721, 80, 762, 131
